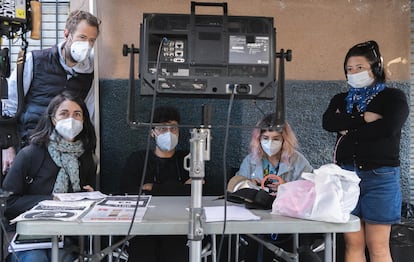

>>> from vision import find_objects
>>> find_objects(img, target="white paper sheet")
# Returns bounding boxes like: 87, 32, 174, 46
53, 191, 107, 201
204, 206, 261, 222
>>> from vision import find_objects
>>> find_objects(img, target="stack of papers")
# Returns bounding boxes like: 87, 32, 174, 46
10, 200, 96, 223
11, 195, 152, 224
82, 195, 151, 222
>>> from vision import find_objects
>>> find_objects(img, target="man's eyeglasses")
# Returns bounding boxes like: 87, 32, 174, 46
154, 126, 179, 133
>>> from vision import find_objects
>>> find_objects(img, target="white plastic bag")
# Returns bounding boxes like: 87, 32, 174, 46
272, 163, 360, 223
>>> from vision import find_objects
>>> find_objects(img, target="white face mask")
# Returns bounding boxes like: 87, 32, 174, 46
55, 118, 83, 141
260, 139, 282, 157
70, 41, 92, 63
347, 70, 374, 88
155, 131, 178, 152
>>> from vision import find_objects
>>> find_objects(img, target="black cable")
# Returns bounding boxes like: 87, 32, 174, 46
216, 88, 235, 262
115, 37, 165, 262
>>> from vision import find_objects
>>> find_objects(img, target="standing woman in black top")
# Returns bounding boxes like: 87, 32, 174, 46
323, 40, 409, 262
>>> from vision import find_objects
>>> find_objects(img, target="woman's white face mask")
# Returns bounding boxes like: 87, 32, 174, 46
55, 118, 83, 141
347, 70, 374, 88
261, 139, 282, 157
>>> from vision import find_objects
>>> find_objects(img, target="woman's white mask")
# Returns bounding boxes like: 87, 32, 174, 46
347, 70, 374, 88
55, 118, 83, 141
261, 139, 282, 157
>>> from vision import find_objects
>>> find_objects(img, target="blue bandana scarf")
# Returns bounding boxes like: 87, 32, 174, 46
345, 83, 386, 113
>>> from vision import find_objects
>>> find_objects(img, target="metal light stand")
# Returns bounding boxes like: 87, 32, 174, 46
186, 127, 211, 262
0, 41, 26, 261
272, 48, 292, 131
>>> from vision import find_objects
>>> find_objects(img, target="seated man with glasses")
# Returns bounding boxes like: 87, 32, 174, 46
120, 106, 191, 262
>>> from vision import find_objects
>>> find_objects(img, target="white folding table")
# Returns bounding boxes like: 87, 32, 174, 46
16, 196, 360, 262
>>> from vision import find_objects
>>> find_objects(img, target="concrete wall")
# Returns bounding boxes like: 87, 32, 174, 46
87, 0, 410, 80
100, 80, 411, 201
70, 1, 411, 199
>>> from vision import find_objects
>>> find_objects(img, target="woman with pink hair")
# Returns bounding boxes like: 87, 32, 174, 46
236, 113, 314, 261
237, 113, 312, 192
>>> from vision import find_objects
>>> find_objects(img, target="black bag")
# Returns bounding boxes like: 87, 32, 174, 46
390, 223, 414, 262
227, 188, 276, 210
392, 200, 414, 261
226, 175, 276, 210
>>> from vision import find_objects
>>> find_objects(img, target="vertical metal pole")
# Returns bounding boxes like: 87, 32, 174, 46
0, 184, 4, 261
89, 1, 102, 255
293, 233, 299, 262
227, 236, 231, 262
324, 233, 333, 262
211, 234, 217, 262
235, 234, 240, 262
332, 233, 336, 262
51, 235, 59, 262
187, 128, 210, 262
107, 236, 113, 262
